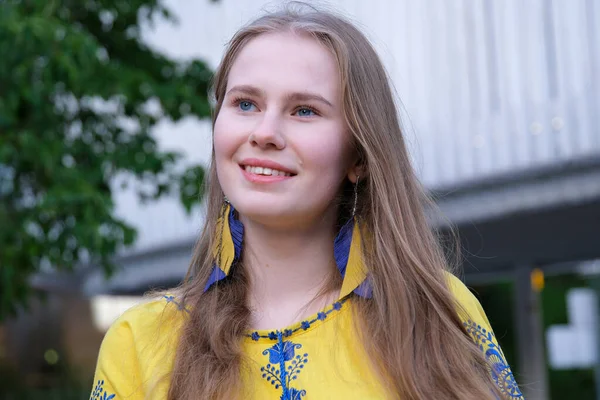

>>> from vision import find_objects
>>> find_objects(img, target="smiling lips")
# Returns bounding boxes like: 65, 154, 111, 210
239, 158, 296, 182
243, 165, 293, 177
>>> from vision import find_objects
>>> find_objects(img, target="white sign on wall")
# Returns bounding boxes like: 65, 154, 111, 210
546, 288, 598, 369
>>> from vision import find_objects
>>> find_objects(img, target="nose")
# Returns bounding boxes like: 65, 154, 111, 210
249, 113, 285, 150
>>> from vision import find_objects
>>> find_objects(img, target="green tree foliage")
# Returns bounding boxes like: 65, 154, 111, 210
0, 1, 212, 319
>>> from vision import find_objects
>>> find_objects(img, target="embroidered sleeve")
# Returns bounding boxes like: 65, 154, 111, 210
447, 274, 524, 399
90, 316, 143, 400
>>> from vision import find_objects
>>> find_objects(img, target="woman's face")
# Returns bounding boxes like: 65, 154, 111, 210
214, 31, 355, 229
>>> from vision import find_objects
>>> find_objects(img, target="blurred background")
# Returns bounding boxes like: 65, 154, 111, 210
0, 0, 598, 399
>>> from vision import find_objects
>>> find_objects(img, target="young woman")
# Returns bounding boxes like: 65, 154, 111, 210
91, 6, 523, 400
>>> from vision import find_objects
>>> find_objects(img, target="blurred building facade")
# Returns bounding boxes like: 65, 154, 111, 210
4, 1, 599, 399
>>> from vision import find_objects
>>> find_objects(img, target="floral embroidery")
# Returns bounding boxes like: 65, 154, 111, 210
163, 295, 189, 312
464, 321, 524, 399
263, 341, 303, 364
285, 388, 307, 400
261, 335, 309, 399
248, 299, 347, 340
90, 379, 115, 400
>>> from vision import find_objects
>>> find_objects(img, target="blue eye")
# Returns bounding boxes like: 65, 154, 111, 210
296, 107, 315, 117
239, 101, 256, 112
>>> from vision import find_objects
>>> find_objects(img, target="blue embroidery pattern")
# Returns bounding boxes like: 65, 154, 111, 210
90, 380, 115, 400
248, 299, 347, 340
260, 332, 308, 400
463, 321, 524, 399
164, 295, 190, 313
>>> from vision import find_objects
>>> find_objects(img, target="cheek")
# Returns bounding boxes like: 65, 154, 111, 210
213, 116, 230, 158
299, 129, 352, 178
213, 114, 243, 191
213, 112, 243, 162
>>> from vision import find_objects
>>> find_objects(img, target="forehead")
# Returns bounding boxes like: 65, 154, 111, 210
226, 31, 340, 97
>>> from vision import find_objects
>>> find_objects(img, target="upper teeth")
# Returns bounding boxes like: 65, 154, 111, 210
245, 165, 292, 176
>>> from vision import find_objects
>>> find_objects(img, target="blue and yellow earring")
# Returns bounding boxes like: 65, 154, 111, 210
333, 176, 373, 299
203, 196, 244, 292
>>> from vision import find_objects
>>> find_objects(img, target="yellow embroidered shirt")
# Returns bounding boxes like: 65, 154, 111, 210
90, 274, 523, 399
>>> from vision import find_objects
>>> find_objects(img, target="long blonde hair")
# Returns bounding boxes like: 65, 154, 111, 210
168, 4, 501, 399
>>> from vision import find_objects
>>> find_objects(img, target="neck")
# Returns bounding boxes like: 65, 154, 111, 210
240, 214, 341, 329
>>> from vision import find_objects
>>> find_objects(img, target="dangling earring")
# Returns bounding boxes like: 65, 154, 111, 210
203, 196, 244, 292
352, 176, 359, 218
333, 176, 373, 299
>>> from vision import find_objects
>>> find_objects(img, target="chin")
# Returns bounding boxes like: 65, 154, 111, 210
234, 202, 305, 228
234, 201, 288, 219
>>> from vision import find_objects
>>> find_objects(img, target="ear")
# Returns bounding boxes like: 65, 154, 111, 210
347, 164, 366, 184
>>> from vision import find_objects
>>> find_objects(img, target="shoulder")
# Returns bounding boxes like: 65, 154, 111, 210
444, 271, 492, 327
97, 294, 188, 370
91, 295, 188, 399
102, 294, 187, 342
444, 270, 475, 301
443, 273, 525, 398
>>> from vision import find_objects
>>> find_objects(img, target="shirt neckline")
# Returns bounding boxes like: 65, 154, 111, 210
244, 297, 351, 343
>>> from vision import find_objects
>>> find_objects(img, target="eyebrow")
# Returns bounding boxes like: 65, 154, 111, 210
286, 92, 334, 108
226, 85, 264, 98
226, 85, 334, 108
